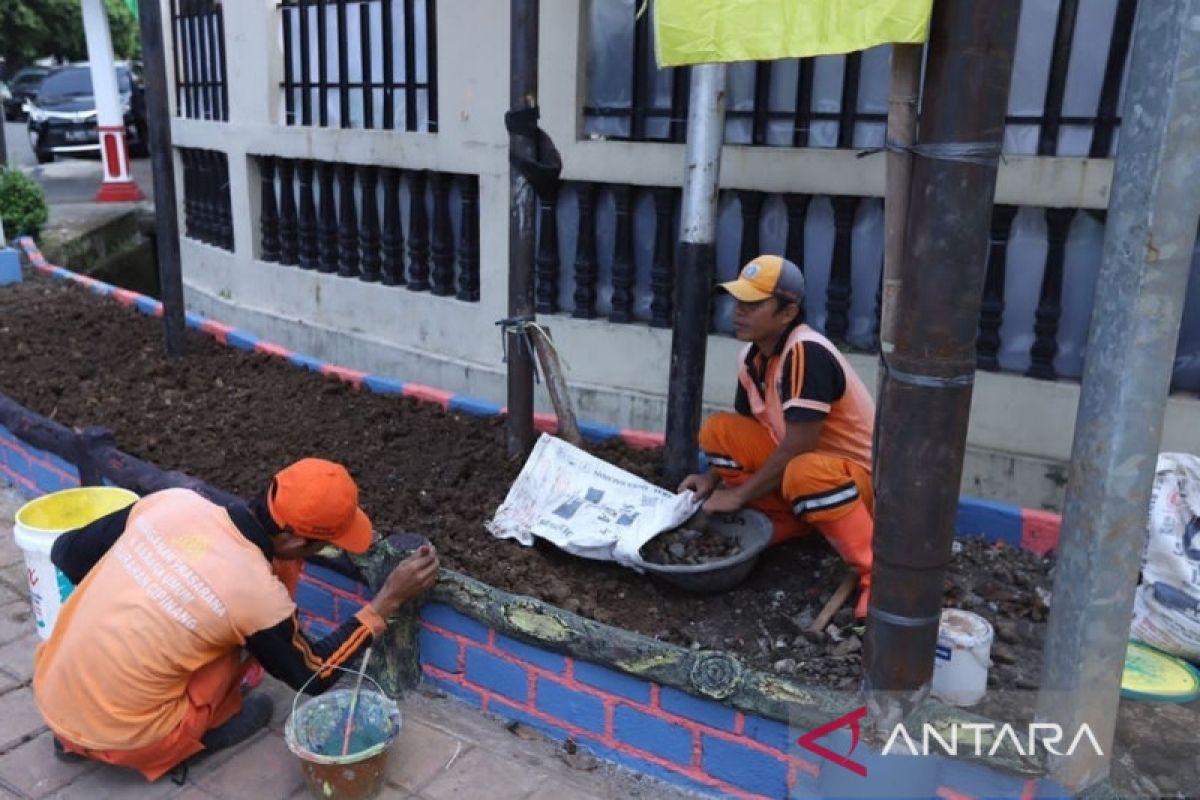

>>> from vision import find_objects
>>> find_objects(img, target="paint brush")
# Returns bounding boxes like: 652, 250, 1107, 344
340, 645, 374, 756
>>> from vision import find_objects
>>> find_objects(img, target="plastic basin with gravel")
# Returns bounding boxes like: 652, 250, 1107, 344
632, 509, 773, 594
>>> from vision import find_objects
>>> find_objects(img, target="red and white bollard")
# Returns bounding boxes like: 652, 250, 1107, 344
81, 0, 143, 202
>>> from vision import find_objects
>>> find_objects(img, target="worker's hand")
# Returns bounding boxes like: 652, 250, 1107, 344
702, 488, 745, 514
678, 472, 720, 500
370, 545, 440, 618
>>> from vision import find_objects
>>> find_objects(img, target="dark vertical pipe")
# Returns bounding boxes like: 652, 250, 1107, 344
825, 195, 859, 343
359, 164, 382, 282
403, 0, 418, 131
337, 0, 350, 126
317, 161, 339, 272
1040, 0, 1080, 156
976, 204, 1019, 371
866, 0, 1020, 712
609, 185, 635, 322
381, 0, 394, 129
406, 170, 430, 290
649, 188, 676, 328
430, 171, 456, 295
260, 157, 281, 262
751, 62, 772, 145
1028, 207, 1076, 380
337, 163, 360, 277
298, 160, 319, 269
317, 0, 329, 126
425, 0, 438, 132
1089, 0, 1137, 158
278, 158, 299, 265
137, 0, 187, 356
381, 167, 405, 285
507, 0, 539, 455
360, 1, 373, 128
571, 183, 598, 318
534, 185, 560, 313
457, 176, 480, 302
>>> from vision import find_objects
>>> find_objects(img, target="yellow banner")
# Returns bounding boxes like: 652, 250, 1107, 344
654, 0, 934, 67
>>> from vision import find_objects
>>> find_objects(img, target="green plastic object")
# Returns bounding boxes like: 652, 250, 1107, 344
1121, 641, 1200, 703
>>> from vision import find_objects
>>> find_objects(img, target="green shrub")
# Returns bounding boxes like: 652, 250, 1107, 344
0, 167, 49, 240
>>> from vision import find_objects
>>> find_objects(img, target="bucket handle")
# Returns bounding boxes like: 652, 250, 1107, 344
290, 663, 389, 723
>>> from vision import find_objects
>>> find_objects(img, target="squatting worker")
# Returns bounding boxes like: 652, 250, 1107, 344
678, 256, 876, 617
32, 457, 440, 781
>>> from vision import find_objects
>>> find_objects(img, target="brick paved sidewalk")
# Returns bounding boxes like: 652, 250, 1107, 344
0, 481, 702, 800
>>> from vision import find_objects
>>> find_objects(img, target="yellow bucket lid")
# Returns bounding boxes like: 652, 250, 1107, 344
1121, 641, 1200, 703
15, 487, 139, 534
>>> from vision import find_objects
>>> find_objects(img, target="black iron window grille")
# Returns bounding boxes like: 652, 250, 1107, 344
584, 0, 1136, 157
278, 0, 438, 132
171, 0, 229, 121
179, 148, 234, 251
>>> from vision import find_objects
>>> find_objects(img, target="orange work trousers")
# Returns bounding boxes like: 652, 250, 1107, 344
699, 412, 874, 542
58, 651, 247, 781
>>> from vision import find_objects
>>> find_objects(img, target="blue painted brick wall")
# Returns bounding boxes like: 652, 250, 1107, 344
32, 461, 69, 493
659, 686, 738, 731
303, 564, 368, 597
448, 396, 503, 417
535, 678, 605, 733
295, 582, 337, 622
744, 714, 795, 752
955, 497, 1022, 546
494, 634, 567, 673
425, 673, 484, 706
612, 705, 693, 765
489, 699, 569, 741
362, 375, 406, 395
465, 648, 529, 703
422, 603, 490, 642
701, 735, 788, 798
573, 661, 651, 704
419, 628, 460, 674
579, 740, 717, 798
226, 330, 259, 351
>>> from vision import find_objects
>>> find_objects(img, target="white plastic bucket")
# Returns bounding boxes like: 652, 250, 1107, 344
930, 608, 994, 706
13, 486, 139, 639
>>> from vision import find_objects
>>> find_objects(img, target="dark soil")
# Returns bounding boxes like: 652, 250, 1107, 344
640, 526, 743, 565
1, 267, 1195, 795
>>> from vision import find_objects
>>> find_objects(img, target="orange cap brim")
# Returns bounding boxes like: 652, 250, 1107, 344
718, 278, 772, 302
333, 507, 374, 554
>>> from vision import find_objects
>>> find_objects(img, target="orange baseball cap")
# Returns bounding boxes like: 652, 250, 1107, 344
718, 255, 806, 303
267, 458, 374, 553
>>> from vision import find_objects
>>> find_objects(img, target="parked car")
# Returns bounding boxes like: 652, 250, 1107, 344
26, 63, 147, 164
3, 66, 50, 121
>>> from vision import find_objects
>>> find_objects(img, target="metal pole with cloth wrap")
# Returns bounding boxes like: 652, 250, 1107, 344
864, 0, 1020, 728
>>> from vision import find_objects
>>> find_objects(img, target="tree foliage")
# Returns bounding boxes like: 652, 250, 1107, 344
1, 0, 140, 73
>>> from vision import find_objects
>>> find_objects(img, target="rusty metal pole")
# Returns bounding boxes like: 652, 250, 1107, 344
137, 0, 186, 357
506, 0, 539, 457
864, 0, 1020, 727
1037, 0, 1200, 790
663, 63, 727, 488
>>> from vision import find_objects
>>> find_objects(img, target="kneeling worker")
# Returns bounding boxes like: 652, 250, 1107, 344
33, 457, 440, 780
679, 256, 876, 617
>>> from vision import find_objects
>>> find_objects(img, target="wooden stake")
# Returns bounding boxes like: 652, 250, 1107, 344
529, 326, 583, 446
809, 572, 858, 633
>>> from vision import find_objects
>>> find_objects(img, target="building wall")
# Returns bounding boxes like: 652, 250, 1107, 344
163, 0, 1200, 511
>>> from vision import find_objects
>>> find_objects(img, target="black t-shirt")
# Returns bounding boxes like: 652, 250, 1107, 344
735, 340, 846, 422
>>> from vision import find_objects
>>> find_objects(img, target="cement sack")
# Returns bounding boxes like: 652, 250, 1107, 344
1130, 452, 1200, 663
485, 433, 701, 569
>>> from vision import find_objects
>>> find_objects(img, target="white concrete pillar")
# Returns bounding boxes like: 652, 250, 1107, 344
81, 0, 143, 201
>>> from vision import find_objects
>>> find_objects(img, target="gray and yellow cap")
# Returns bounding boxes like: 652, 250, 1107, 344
718, 255, 805, 303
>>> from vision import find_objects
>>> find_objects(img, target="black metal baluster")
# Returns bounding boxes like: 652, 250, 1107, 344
738, 191, 764, 266
457, 176, 480, 302
1040, 0, 1079, 156
278, 158, 299, 265
215, 4, 229, 120
430, 172, 456, 295
572, 183, 598, 319
316, 0, 328, 126
197, 150, 214, 244
669, 66, 691, 143
534, 185, 560, 313
337, 163, 360, 277
180, 149, 194, 238
188, 0, 203, 120
977, 204, 1019, 371
381, 167, 405, 285
359, 1, 372, 128
197, 0, 213, 119
1090, 0, 1136, 158
381, 0, 395, 129
298, 160, 319, 268
219, 153, 233, 250
359, 164, 382, 282
317, 161, 339, 272
792, 58, 815, 147
838, 52, 862, 148
752, 62, 772, 145
610, 186, 635, 322
649, 188, 676, 327
260, 157, 281, 262
825, 195, 859, 343
282, 0, 295, 124
784, 193, 812, 270
337, 0, 350, 126
424, 0, 438, 132
630, 5, 651, 140
1028, 207, 1076, 380
403, 0, 417, 131
406, 170, 430, 289
171, 1, 183, 116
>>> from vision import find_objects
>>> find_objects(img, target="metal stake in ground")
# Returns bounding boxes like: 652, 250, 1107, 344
505, 0, 540, 457
864, 0, 1020, 727
1037, 0, 1200, 789
663, 63, 727, 488
137, 0, 187, 358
